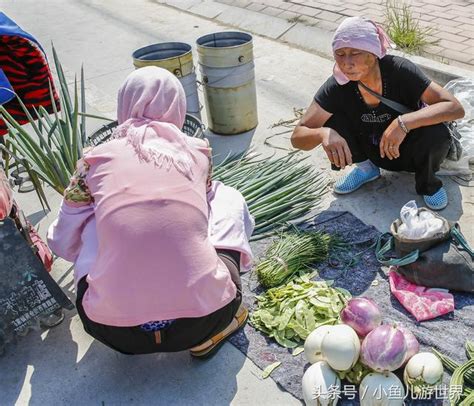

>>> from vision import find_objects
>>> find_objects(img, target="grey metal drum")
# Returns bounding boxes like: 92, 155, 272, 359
196, 32, 258, 135
132, 42, 201, 120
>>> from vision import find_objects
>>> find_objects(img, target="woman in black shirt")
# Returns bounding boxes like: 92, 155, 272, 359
291, 17, 464, 210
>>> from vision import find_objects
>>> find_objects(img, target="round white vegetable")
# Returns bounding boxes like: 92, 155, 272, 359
304, 325, 334, 364
321, 324, 360, 372
302, 361, 341, 406
360, 372, 405, 406
404, 352, 444, 396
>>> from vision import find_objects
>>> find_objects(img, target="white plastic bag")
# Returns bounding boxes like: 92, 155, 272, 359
397, 201, 444, 239
438, 78, 474, 177
444, 78, 474, 159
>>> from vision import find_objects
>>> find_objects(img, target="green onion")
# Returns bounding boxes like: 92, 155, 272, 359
450, 359, 474, 406
214, 152, 328, 240
433, 348, 474, 386
256, 230, 336, 289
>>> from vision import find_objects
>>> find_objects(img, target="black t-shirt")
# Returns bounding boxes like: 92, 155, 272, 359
314, 55, 431, 144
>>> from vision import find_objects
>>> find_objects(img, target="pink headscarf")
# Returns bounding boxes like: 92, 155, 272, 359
331, 17, 393, 85
113, 66, 196, 179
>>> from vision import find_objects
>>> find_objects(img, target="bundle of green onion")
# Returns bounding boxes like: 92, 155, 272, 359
213, 152, 328, 240
256, 230, 334, 289
433, 342, 474, 405
250, 273, 351, 348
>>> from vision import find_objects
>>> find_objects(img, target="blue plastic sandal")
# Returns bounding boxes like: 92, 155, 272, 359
334, 166, 381, 194
423, 187, 448, 211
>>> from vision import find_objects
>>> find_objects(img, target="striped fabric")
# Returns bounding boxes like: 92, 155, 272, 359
0, 35, 59, 136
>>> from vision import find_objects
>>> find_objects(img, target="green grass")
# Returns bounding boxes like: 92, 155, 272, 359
384, 0, 438, 53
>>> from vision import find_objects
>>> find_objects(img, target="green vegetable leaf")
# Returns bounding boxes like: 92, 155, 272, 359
262, 361, 282, 379
292, 347, 304, 356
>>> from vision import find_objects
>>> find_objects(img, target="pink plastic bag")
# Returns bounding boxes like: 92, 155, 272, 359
389, 268, 454, 322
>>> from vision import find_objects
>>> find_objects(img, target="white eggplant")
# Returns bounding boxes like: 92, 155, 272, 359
304, 325, 334, 364
360, 372, 405, 406
302, 361, 340, 406
404, 352, 443, 396
321, 324, 360, 372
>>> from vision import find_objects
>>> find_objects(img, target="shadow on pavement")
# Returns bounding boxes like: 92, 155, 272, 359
1, 308, 246, 405
325, 169, 464, 236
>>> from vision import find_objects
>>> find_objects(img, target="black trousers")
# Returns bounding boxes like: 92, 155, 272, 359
325, 114, 451, 195
75, 249, 242, 355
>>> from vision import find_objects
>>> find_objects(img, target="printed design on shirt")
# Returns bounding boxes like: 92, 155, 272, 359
141, 319, 175, 332
64, 158, 93, 205
360, 112, 392, 123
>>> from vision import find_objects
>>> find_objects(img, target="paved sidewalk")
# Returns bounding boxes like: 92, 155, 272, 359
216, 0, 474, 70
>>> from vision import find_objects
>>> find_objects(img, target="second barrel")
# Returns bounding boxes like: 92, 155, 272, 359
196, 32, 258, 135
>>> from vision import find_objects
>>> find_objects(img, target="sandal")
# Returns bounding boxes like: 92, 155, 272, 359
423, 187, 448, 211
190, 306, 248, 359
334, 166, 381, 194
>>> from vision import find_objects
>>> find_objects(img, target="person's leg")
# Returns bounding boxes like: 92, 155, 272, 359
412, 124, 450, 210
75, 277, 159, 354
189, 250, 247, 358
324, 114, 367, 166
410, 124, 451, 196
325, 114, 381, 194
216, 248, 242, 294
366, 123, 451, 209
75, 250, 245, 355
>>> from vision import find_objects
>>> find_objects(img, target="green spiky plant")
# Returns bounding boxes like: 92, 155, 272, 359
0, 46, 112, 208
384, 0, 438, 53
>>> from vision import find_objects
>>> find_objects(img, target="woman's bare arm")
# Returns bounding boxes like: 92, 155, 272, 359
291, 101, 353, 168
401, 82, 465, 131
291, 101, 332, 150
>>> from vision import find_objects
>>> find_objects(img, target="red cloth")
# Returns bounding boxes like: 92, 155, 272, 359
389, 269, 454, 322
0, 35, 59, 136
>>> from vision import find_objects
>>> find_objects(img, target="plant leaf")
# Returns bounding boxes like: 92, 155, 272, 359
292, 347, 304, 356
262, 362, 281, 379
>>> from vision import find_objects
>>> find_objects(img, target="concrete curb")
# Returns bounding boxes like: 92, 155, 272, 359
156, 0, 474, 85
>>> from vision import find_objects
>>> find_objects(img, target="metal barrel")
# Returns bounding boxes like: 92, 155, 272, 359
132, 42, 201, 119
196, 32, 258, 135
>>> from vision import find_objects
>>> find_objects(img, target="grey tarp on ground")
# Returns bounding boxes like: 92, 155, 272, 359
229, 211, 473, 405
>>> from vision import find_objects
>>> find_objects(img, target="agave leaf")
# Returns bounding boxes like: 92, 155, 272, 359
48, 80, 74, 171
0, 145, 50, 210
80, 65, 87, 146
1, 105, 68, 186
2, 131, 52, 181
1, 112, 57, 180
11, 96, 44, 140
21, 159, 50, 212
52, 45, 73, 121
71, 76, 80, 163
78, 112, 115, 122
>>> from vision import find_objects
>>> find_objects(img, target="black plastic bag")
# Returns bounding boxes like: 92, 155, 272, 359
376, 214, 473, 292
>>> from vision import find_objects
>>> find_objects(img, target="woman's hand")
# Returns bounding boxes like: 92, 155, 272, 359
379, 118, 407, 160
321, 128, 352, 169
